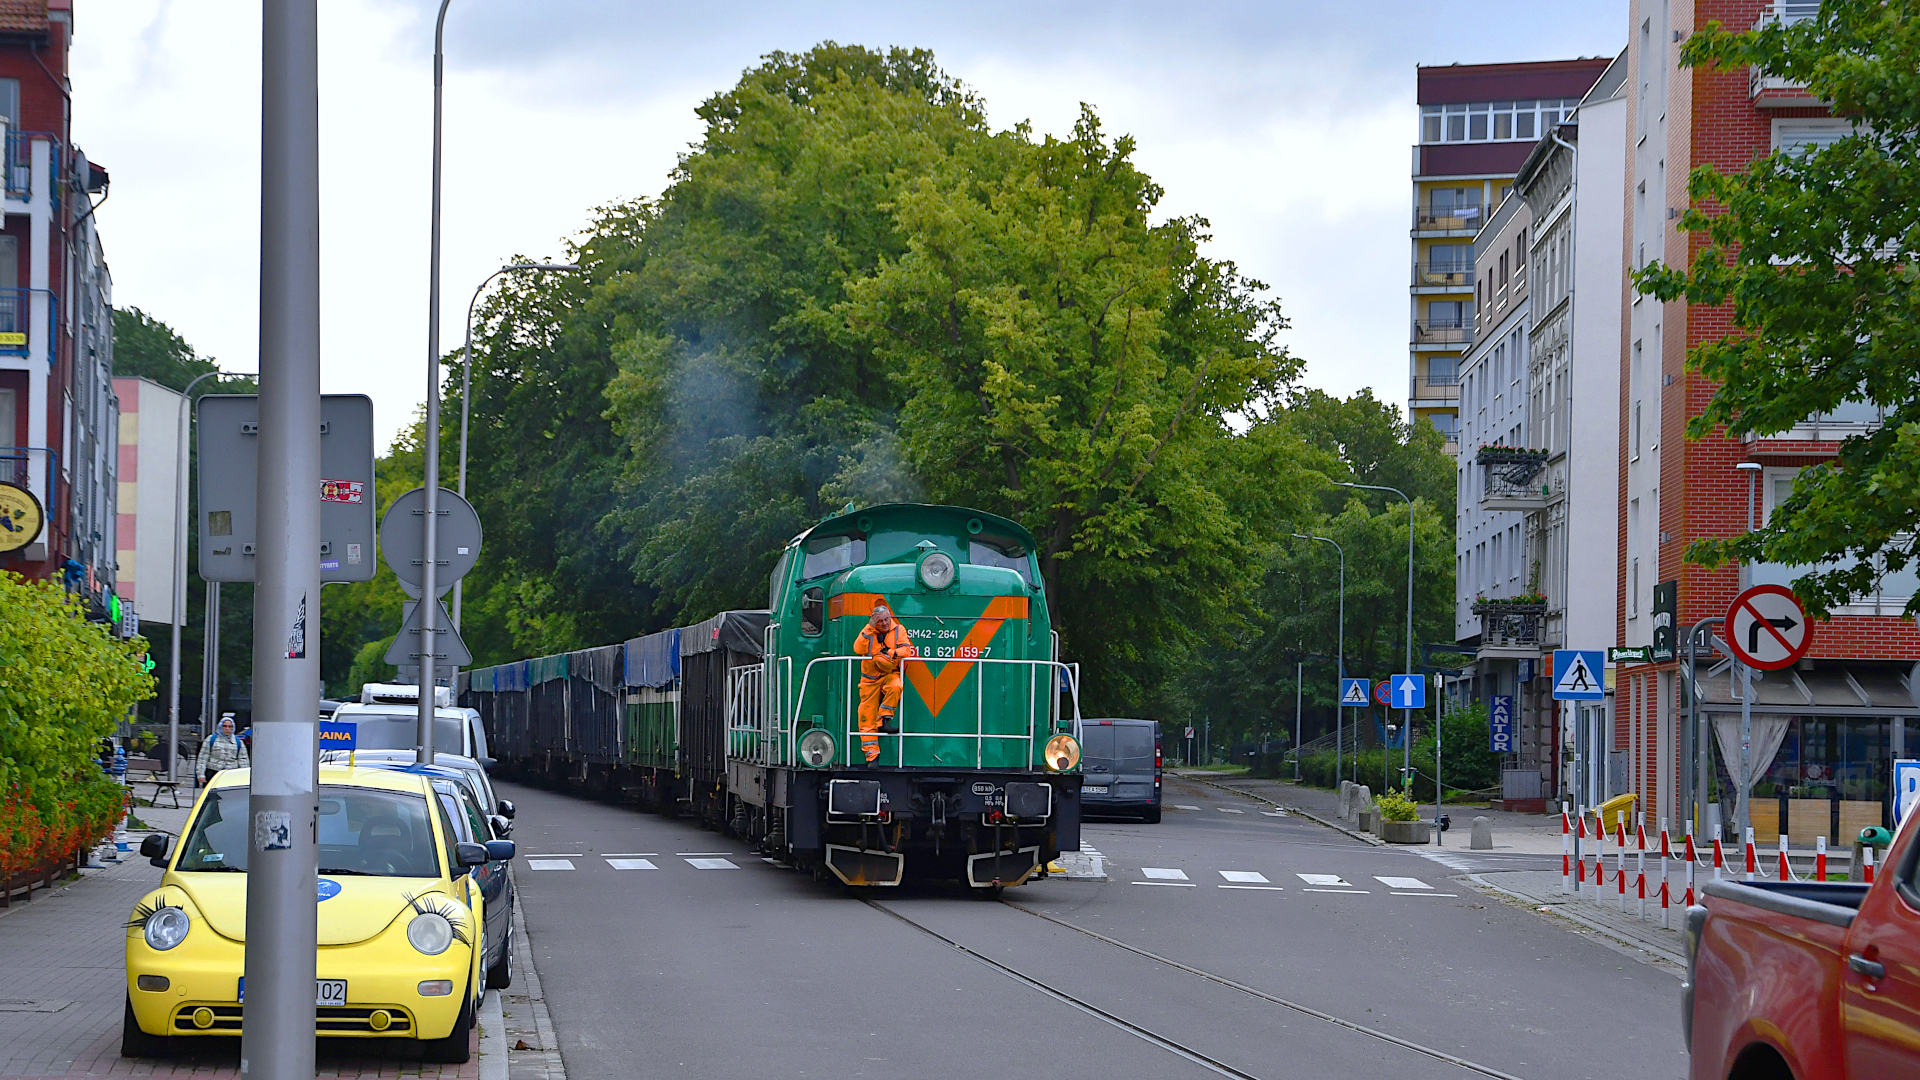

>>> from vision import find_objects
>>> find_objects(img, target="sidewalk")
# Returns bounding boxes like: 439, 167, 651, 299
1471, 870, 1688, 969
1179, 772, 1569, 851
0, 795, 503, 1078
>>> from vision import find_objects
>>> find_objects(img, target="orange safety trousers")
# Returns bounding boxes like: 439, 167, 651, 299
857, 676, 901, 763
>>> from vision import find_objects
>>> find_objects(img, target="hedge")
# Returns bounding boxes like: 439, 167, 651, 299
0, 571, 154, 881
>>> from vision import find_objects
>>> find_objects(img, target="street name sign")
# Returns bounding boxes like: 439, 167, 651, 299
1489, 695, 1514, 753
1339, 678, 1371, 706
1725, 584, 1813, 671
1389, 673, 1426, 710
1552, 650, 1605, 700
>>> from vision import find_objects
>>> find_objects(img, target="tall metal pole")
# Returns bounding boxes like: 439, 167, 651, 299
1337, 482, 1414, 785
242, 2, 322, 1073
1735, 464, 1762, 841
1295, 532, 1345, 783
418, 0, 453, 763
168, 368, 228, 782
1293, 659, 1302, 781
452, 261, 576, 629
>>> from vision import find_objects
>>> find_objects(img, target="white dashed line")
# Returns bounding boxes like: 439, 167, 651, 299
1219, 885, 1286, 891
605, 858, 657, 870
1220, 870, 1269, 883
1174, 804, 1202, 811
1302, 888, 1371, 894
676, 852, 735, 857
685, 857, 739, 870
1375, 876, 1430, 890
601, 852, 656, 858
1260, 810, 1286, 817
1216, 807, 1245, 814
522, 854, 583, 859
526, 859, 575, 871
1132, 880, 1199, 887
1393, 892, 1457, 897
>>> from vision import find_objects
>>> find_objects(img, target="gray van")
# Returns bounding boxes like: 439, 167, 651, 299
1078, 719, 1161, 823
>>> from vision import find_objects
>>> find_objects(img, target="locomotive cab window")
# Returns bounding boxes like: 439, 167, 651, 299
800, 587, 825, 637
802, 534, 865, 580
969, 538, 1031, 585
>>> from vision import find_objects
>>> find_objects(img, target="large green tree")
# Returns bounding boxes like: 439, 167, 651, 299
1639, 3, 1920, 615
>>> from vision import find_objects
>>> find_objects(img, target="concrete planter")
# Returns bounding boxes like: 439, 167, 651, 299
1380, 819, 1431, 844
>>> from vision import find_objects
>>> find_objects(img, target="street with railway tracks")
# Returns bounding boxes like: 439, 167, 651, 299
503, 774, 1685, 1079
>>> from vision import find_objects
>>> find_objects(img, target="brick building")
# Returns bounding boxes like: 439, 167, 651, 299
1614, 0, 1912, 842
0, 0, 120, 625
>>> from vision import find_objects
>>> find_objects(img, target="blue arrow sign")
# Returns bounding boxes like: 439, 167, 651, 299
1390, 673, 1426, 710
1339, 678, 1371, 707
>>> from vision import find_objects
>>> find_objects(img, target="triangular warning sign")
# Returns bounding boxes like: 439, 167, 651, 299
383, 599, 473, 668
1340, 680, 1370, 706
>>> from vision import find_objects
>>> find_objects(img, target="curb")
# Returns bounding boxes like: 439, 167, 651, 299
1177, 773, 1386, 847
1466, 872, 1687, 969
502, 870, 566, 1080
479, 988, 507, 1080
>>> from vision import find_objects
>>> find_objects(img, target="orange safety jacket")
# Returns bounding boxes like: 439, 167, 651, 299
854, 622, 914, 682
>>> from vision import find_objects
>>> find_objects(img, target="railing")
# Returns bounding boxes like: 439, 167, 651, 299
3, 131, 58, 201
1750, 3, 1820, 99
0, 288, 40, 356
1414, 264, 1473, 288
1414, 319, 1472, 347
746, 654, 1085, 771
1474, 601, 1549, 651
1, 446, 54, 512
1414, 205, 1483, 232
1410, 375, 1460, 401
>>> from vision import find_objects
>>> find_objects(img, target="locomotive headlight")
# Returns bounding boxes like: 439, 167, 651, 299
798, 728, 836, 768
1044, 734, 1081, 773
919, 551, 956, 590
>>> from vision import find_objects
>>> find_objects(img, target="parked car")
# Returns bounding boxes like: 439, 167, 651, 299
1685, 811, 1920, 1078
124, 764, 512, 1062
332, 684, 491, 765
322, 748, 515, 838
1077, 719, 1161, 823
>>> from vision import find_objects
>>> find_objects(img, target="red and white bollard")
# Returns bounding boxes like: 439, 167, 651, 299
1778, 833, 1792, 881
1745, 827, 1758, 882
1712, 836, 1725, 881
1685, 826, 1699, 907
1659, 819, 1672, 929
1865, 845, 1876, 884
1816, 836, 1828, 881
1561, 806, 1572, 895
1616, 814, 1629, 913
1575, 809, 1588, 898
1636, 813, 1648, 920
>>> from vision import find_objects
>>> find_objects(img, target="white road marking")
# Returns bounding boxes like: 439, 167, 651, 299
1393, 892, 1457, 897
676, 852, 735, 857
522, 854, 583, 859
1375, 876, 1430, 890
685, 857, 739, 870
1217, 807, 1245, 814
526, 859, 575, 871
1296, 873, 1352, 888
1219, 885, 1287, 891
1260, 810, 1286, 817
1131, 881, 1198, 887
601, 852, 656, 857
1174, 804, 1202, 811
1141, 867, 1189, 880
1220, 870, 1269, 883
1301, 888, 1370, 894
605, 858, 657, 870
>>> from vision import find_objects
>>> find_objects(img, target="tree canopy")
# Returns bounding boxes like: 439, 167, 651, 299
1639, 3, 1920, 616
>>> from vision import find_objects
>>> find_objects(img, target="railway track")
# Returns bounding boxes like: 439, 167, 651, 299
865, 896, 1529, 1080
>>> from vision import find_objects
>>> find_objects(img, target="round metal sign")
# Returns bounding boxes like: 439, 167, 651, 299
1726, 583, 1813, 671
379, 486, 482, 592
0, 481, 44, 553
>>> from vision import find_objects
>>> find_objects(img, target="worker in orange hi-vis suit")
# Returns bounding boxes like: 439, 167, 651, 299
853, 601, 914, 763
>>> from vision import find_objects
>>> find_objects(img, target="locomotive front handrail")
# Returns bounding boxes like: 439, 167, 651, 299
763, 655, 1083, 769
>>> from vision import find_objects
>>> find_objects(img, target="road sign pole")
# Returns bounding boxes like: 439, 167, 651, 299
1738, 660, 1752, 842
1293, 660, 1302, 781
242, 3, 322, 1075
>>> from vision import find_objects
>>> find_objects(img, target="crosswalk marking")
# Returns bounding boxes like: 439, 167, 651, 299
1173, 804, 1202, 811
1296, 874, 1352, 888
1220, 870, 1269, 883
1219, 885, 1286, 891
1217, 807, 1245, 814
1393, 892, 1457, 897
523, 854, 582, 859
685, 857, 739, 870
606, 858, 657, 870
1133, 880, 1198, 887
1302, 888, 1371, 894
1374, 876, 1430, 890
1141, 867, 1189, 880
526, 859, 575, 871
676, 852, 735, 857
601, 852, 656, 858
1260, 810, 1286, 817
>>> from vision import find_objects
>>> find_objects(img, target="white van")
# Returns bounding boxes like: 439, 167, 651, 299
330, 683, 491, 765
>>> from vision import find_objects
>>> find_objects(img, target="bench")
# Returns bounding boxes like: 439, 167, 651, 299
125, 757, 186, 809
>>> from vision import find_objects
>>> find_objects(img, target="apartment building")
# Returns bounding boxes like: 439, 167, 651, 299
110, 376, 183, 631
1615, 0, 1916, 842
0, 0, 120, 627
1411, 58, 1612, 451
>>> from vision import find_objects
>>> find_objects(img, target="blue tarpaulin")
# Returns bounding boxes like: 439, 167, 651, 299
624, 628, 680, 688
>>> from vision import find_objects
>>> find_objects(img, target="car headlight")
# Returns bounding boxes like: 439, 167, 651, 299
407, 912, 455, 955
798, 729, 835, 768
919, 551, 956, 590
1044, 734, 1081, 773
144, 906, 191, 951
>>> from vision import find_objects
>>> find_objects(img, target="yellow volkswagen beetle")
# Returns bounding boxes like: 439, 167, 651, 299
122, 764, 508, 1062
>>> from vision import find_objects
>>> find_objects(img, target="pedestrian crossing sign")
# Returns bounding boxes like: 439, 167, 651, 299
1339, 678, 1370, 706
1552, 650, 1605, 701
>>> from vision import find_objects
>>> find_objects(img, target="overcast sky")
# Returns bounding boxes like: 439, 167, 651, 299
75, 1, 1623, 450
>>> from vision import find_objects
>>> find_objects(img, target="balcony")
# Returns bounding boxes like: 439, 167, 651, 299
0, 288, 51, 360
1413, 263, 1473, 289
1473, 599, 1548, 658
1413, 204, 1483, 235
1413, 318, 1472, 349
2, 129, 57, 201
1750, 2, 1820, 106
1411, 374, 1459, 403
1475, 445, 1550, 511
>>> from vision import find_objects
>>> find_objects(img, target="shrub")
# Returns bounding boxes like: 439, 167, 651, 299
1376, 789, 1419, 822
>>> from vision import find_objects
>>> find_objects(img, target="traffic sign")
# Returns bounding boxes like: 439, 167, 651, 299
1552, 650, 1605, 700
380, 487, 483, 593
1895, 760, 1920, 827
1489, 695, 1514, 753
1339, 678, 1371, 707
383, 598, 473, 667
1374, 680, 1393, 706
1389, 673, 1426, 710
1726, 584, 1813, 671
1184, 726, 1195, 740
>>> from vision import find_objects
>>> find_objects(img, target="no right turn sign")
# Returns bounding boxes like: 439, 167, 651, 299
1726, 584, 1813, 671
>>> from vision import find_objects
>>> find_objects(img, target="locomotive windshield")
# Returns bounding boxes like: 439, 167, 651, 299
801, 534, 864, 579
969, 538, 1032, 584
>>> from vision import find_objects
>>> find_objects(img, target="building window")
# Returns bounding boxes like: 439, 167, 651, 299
1421, 99, 1582, 145
1773, 118, 1859, 155
1430, 412, 1458, 440
0, 79, 19, 131
1427, 300, 1468, 329
1427, 243, 1470, 273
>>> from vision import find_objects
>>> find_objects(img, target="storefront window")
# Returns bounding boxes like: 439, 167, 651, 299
1712, 714, 1892, 841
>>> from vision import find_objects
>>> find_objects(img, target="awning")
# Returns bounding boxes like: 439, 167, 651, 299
1688, 659, 1920, 717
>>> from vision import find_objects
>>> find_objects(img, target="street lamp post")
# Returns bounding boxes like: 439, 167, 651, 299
1293, 532, 1344, 782
1337, 481, 1414, 788
418, 0, 453, 765
167, 367, 247, 783
451, 261, 578, 629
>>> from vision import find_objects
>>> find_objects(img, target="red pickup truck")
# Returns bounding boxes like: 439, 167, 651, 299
1684, 810, 1920, 1079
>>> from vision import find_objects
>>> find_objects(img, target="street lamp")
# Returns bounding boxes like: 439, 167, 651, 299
1336, 480, 1415, 788
167, 368, 250, 783
418, 0, 453, 765
1293, 532, 1344, 783
451, 261, 579, 629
